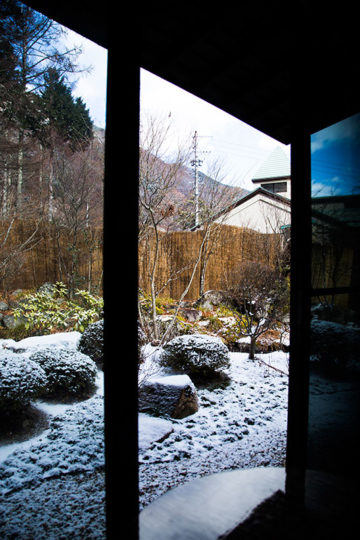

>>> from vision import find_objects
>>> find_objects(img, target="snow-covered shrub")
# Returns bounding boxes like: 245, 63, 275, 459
29, 348, 98, 398
78, 319, 104, 368
0, 351, 47, 411
160, 334, 230, 377
310, 318, 360, 372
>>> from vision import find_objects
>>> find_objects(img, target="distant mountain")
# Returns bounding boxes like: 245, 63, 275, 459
166, 166, 248, 202
139, 147, 250, 231
162, 165, 249, 230
93, 126, 105, 143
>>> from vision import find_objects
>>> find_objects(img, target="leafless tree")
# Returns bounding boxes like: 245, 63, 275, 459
138, 114, 243, 344
138, 114, 191, 341
223, 260, 289, 359
50, 141, 103, 295
0, 214, 43, 296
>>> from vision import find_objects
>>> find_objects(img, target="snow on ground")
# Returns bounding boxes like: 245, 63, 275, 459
0, 333, 106, 539
1, 331, 82, 355
0, 333, 289, 537
138, 349, 289, 510
0, 391, 105, 538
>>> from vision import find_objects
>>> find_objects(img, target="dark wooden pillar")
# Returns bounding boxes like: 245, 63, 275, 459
285, 81, 312, 503
103, 45, 139, 537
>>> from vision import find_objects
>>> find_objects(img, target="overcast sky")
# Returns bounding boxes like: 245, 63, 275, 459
63, 28, 360, 199
60, 28, 291, 191
54, 21, 360, 200
140, 69, 291, 191
62, 29, 108, 130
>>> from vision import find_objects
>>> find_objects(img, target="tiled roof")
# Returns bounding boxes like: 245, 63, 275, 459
252, 146, 290, 181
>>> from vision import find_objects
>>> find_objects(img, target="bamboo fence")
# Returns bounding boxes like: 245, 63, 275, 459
0, 219, 103, 294
138, 225, 282, 301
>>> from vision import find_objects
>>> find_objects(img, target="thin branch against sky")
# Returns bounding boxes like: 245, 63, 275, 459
140, 68, 290, 191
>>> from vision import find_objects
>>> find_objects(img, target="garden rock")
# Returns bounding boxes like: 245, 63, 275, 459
194, 290, 231, 310
139, 374, 199, 419
154, 315, 190, 341
179, 308, 202, 322
78, 319, 104, 369
160, 334, 230, 377
8, 289, 25, 308
2, 314, 27, 330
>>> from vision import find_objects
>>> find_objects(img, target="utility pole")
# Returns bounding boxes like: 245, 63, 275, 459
191, 131, 202, 227
191, 131, 211, 227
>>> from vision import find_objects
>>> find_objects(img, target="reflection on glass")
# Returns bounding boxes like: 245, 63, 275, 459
309, 113, 360, 478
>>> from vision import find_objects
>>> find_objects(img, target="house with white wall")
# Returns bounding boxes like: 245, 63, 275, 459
214, 146, 291, 233
251, 146, 291, 200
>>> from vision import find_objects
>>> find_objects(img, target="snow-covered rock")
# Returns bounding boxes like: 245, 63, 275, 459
139, 374, 199, 419
195, 290, 230, 310
179, 308, 202, 322
160, 334, 230, 377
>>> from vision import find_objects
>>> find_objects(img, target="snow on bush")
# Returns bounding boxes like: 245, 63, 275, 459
160, 334, 230, 376
310, 318, 360, 371
77, 319, 104, 368
29, 348, 98, 398
0, 351, 47, 411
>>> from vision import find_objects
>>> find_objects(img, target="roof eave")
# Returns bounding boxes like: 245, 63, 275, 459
252, 175, 291, 184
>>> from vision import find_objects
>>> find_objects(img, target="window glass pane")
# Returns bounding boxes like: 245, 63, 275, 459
261, 182, 287, 193
309, 113, 360, 476
0, 8, 106, 536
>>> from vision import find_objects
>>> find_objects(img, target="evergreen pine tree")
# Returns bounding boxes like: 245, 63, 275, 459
40, 68, 93, 150
71, 96, 94, 150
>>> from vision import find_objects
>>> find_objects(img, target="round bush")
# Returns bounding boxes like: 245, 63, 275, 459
160, 334, 230, 376
78, 319, 104, 368
29, 348, 98, 398
310, 318, 360, 372
0, 351, 47, 411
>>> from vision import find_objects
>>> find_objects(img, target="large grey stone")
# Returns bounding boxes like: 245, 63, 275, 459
194, 290, 230, 310
139, 374, 199, 419
179, 308, 202, 322
2, 314, 27, 329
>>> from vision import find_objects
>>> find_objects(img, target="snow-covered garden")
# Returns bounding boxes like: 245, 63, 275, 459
0, 323, 290, 538
0, 330, 106, 539
3, 287, 360, 539
138, 339, 289, 510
